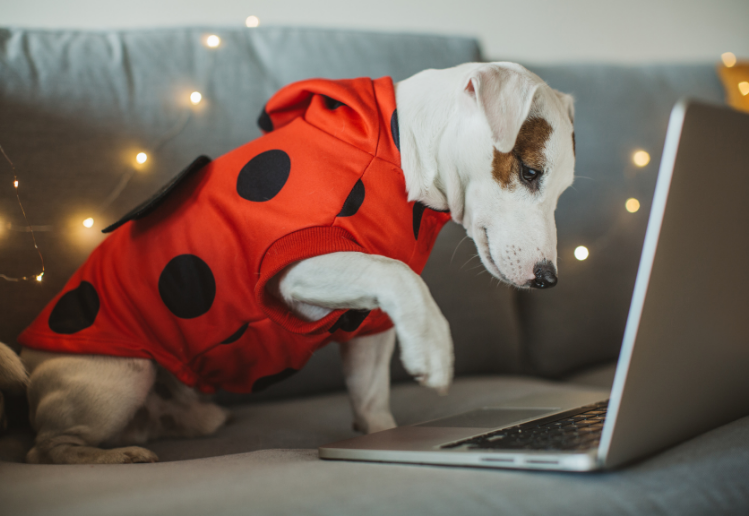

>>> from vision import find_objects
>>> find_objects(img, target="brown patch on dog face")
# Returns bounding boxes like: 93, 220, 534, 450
514, 117, 553, 169
491, 149, 516, 189
492, 117, 553, 189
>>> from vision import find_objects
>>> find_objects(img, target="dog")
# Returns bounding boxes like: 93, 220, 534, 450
0, 62, 575, 464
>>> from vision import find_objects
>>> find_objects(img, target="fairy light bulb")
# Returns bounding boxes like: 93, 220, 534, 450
13, 180, 18, 188
82, 217, 94, 228
136, 152, 148, 164
245, 16, 260, 27
739, 81, 749, 97
633, 150, 650, 167
721, 52, 737, 68
36, 273, 43, 282
206, 35, 221, 48
625, 198, 640, 213
190, 91, 202, 104
574, 246, 589, 261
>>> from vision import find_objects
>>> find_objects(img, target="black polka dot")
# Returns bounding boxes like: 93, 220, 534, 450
48, 281, 100, 334
337, 179, 365, 217
329, 310, 371, 333
323, 95, 345, 110
257, 106, 273, 132
413, 202, 426, 240
158, 254, 216, 319
391, 109, 400, 152
252, 368, 298, 393
221, 323, 249, 344
236, 150, 291, 202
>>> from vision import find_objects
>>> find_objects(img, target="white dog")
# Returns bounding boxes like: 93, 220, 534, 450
1, 62, 575, 464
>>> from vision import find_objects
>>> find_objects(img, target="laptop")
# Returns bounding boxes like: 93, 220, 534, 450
319, 100, 749, 471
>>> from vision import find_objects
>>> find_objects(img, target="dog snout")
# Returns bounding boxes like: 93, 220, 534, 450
530, 260, 557, 289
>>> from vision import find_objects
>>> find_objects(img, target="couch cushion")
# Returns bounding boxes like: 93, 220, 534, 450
1, 375, 746, 515
0, 375, 598, 463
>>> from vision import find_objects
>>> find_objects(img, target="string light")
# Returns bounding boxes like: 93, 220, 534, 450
633, 150, 650, 167
574, 246, 589, 261
245, 16, 260, 28
625, 198, 640, 213
721, 52, 737, 68
739, 81, 749, 97
1, 31, 227, 284
0, 143, 45, 282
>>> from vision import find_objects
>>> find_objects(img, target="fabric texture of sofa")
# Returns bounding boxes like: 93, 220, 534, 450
0, 26, 746, 515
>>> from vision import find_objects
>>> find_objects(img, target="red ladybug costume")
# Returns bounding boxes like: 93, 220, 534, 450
18, 77, 451, 394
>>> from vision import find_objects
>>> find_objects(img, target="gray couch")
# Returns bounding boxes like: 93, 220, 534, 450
1, 27, 747, 515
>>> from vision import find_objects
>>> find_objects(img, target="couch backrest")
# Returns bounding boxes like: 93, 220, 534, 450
0, 27, 726, 403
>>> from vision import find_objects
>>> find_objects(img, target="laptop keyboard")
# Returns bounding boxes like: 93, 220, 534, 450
441, 400, 609, 452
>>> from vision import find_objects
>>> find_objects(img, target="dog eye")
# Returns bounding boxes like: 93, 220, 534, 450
520, 164, 541, 183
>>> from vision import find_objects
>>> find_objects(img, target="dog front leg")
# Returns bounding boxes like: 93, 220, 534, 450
339, 329, 397, 434
275, 252, 453, 392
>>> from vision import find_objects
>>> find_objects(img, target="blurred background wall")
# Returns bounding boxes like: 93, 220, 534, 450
3, 0, 748, 63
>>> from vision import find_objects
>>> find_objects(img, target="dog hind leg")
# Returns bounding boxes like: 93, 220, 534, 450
24, 352, 159, 464
117, 365, 231, 443
339, 328, 397, 434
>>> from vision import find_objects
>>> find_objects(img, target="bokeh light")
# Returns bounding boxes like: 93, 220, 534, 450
720, 52, 736, 68
245, 16, 260, 27
633, 150, 650, 167
82, 217, 94, 228
739, 81, 749, 97
190, 91, 203, 104
625, 198, 640, 213
574, 246, 589, 261
206, 35, 221, 48
136, 152, 148, 164
721, 52, 737, 68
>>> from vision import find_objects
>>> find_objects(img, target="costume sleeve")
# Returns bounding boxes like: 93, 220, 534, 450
255, 226, 369, 334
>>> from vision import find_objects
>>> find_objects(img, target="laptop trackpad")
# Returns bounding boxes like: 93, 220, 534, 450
417, 408, 556, 428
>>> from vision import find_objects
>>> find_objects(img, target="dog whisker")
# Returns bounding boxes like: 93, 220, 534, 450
451, 236, 471, 264
460, 254, 481, 270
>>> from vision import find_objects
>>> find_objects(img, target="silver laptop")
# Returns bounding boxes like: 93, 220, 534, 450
319, 100, 749, 472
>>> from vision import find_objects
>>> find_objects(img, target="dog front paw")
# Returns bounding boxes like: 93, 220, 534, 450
398, 315, 454, 394
353, 412, 397, 434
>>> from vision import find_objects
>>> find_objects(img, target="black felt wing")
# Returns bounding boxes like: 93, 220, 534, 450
102, 155, 212, 234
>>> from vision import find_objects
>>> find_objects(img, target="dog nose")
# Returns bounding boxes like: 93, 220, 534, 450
532, 261, 557, 289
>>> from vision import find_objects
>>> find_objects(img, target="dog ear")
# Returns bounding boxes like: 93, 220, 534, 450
465, 64, 541, 153
555, 91, 575, 124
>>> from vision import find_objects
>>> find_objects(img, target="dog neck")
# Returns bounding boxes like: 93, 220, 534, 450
395, 70, 470, 224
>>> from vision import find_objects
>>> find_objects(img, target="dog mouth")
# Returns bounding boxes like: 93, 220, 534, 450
480, 227, 515, 286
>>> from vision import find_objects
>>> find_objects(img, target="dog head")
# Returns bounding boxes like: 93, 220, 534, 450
460, 63, 575, 289
399, 62, 575, 289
